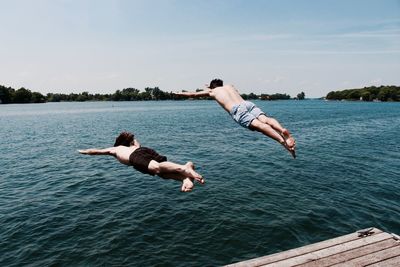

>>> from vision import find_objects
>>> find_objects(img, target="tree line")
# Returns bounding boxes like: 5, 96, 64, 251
0, 85, 47, 104
0, 84, 305, 104
326, 85, 400, 101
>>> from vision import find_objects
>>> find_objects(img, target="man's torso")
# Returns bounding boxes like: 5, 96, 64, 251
209, 85, 244, 111
114, 145, 139, 165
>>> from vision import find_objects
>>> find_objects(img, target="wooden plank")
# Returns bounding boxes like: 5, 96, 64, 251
367, 255, 400, 267
331, 245, 400, 267
261, 232, 393, 267
296, 238, 399, 267
226, 228, 382, 267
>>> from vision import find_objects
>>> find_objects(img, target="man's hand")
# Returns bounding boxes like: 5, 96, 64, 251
78, 149, 89, 154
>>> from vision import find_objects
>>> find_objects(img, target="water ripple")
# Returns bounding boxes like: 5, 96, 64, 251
1, 101, 399, 266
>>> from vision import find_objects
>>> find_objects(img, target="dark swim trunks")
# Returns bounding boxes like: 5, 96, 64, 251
129, 147, 167, 175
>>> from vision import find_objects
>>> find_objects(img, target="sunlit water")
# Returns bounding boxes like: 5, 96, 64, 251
1, 100, 399, 266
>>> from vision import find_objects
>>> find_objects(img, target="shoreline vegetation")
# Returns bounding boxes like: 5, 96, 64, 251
326, 85, 399, 102
1, 84, 399, 104
0, 84, 304, 104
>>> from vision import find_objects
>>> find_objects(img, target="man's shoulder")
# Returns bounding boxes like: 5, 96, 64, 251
214, 85, 235, 91
114, 145, 136, 158
113, 145, 131, 153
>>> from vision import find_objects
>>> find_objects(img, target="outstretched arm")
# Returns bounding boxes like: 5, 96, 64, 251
78, 147, 116, 156
174, 89, 211, 98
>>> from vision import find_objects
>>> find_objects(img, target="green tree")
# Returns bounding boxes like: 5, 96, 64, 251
360, 91, 371, 101
31, 92, 46, 103
248, 93, 258, 99
269, 93, 290, 100
297, 92, 305, 100
76, 92, 89, 102
13, 87, 32, 103
326, 85, 400, 101
0, 85, 14, 104
112, 90, 122, 101
348, 90, 361, 100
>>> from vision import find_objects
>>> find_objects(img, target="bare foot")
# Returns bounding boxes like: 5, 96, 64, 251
282, 142, 296, 159
184, 162, 205, 184
281, 129, 296, 148
181, 177, 194, 192
281, 129, 296, 159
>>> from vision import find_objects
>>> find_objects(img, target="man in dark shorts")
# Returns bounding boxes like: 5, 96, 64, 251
78, 131, 205, 192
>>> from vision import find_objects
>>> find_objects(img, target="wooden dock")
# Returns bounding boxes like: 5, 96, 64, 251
226, 228, 400, 267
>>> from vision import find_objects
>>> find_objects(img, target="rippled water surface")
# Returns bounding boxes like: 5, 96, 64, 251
1, 100, 399, 266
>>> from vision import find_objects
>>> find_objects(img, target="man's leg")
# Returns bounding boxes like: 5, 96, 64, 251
257, 114, 295, 149
248, 102, 295, 149
148, 160, 205, 184
257, 114, 284, 132
147, 160, 204, 192
250, 118, 296, 158
250, 118, 285, 144
158, 172, 195, 192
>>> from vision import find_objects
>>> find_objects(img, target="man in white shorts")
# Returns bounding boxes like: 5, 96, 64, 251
175, 79, 296, 158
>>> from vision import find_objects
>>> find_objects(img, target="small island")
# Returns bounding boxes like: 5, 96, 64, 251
326, 85, 400, 102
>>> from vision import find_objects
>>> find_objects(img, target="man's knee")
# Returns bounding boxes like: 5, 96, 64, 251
259, 113, 268, 120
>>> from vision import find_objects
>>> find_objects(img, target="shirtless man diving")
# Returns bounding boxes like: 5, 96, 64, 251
78, 131, 205, 192
175, 79, 296, 158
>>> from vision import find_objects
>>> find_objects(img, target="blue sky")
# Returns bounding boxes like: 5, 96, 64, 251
1, 0, 399, 97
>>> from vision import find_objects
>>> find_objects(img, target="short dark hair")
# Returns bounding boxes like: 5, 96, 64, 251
209, 79, 223, 89
114, 131, 134, 147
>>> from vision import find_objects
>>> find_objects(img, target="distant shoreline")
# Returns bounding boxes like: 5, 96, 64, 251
0, 84, 304, 104
1, 84, 399, 104
326, 85, 399, 102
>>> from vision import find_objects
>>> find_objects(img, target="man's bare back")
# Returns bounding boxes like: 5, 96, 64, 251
208, 85, 244, 112
112, 145, 139, 165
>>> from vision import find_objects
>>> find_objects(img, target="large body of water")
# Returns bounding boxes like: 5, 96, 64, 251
1, 100, 399, 266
